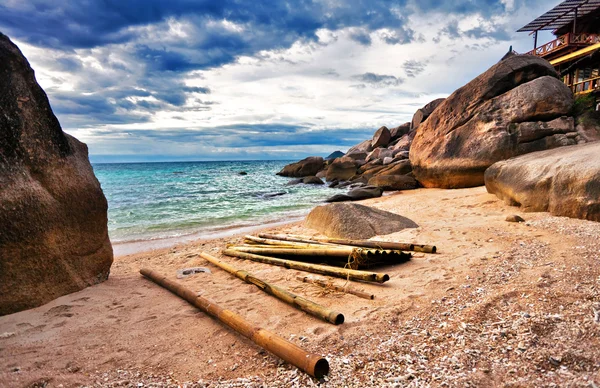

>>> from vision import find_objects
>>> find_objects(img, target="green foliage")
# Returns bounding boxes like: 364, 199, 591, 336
573, 94, 599, 126
573, 94, 595, 116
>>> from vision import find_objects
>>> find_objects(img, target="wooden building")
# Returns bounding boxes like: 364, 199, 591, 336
518, 0, 600, 105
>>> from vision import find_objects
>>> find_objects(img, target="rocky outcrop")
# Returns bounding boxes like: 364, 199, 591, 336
347, 139, 373, 154
325, 158, 357, 182
411, 98, 445, 131
485, 142, 600, 222
410, 55, 576, 189
390, 123, 411, 141
325, 186, 383, 202
368, 175, 418, 191
277, 156, 325, 177
305, 203, 418, 239
0, 33, 113, 316
302, 176, 324, 185
371, 126, 391, 148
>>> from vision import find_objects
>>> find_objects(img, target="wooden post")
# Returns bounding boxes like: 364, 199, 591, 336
534, 30, 538, 51
140, 268, 329, 378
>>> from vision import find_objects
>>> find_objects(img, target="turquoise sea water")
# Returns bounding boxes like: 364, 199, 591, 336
93, 161, 336, 243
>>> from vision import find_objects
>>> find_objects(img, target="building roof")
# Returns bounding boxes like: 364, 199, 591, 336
517, 0, 600, 32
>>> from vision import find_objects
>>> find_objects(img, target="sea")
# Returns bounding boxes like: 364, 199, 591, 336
93, 160, 336, 252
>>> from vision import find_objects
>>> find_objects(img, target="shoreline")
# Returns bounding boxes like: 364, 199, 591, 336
112, 216, 305, 256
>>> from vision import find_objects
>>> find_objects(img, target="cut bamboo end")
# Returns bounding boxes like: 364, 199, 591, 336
265, 234, 438, 254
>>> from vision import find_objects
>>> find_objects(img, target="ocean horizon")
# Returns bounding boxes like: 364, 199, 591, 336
93, 160, 336, 247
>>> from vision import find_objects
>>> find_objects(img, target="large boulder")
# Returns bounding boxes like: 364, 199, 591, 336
366, 147, 394, 162
371, 126, 391, 148
347, 139, 373, 154
306, 203, 418, 239
410, 55, 575, 189
389, 132, 414, 152
277, 156, 324, 177
411, 98, 445, 131
390, 122, 411, 141
368, 175, 418, 191
325, 186, 383, 202
485, 142, 600, 221
325, 158, 357, 182
303, 176, 324, 185
0, 33, 114, 316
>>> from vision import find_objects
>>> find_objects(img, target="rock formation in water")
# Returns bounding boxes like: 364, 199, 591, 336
0, 33, 113, 316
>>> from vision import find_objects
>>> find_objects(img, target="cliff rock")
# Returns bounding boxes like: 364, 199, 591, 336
0, 33, 113, 315
410, 55, 575, 188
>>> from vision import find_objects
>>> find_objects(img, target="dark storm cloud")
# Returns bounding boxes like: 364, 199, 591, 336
0, 0, 521, 155
86, 124, 375, 148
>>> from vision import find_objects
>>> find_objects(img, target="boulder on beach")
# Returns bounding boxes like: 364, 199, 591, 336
368, 175, 418, 191
0, 33, 113, 316
277, 156, 324, 177
411, 98, 445, 131
371, 126, 391, 148
306, 203, 418, 239
410, 55, 576, 189
325, 158, 357, 182
347, 139, 373, 154
302, 176, 324, 185
485, 142, 600, 222
390, 122, 411, 141
325, 186, 383, 202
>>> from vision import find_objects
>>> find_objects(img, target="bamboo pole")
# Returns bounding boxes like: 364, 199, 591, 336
257, 233, 338, 246
223, 249, 390, 283
229, 246, 410, 270
268, 234, 437, 254
140, 268, 329, 378
297, 276, 374, 300
244, 235, 331, 249
198, 252, 344, 325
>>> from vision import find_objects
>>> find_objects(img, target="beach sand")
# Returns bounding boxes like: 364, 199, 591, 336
1, 186, 599, 387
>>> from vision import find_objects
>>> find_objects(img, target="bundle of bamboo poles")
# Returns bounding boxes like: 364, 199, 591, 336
258, 233, 437, 254
229, 235, 411, 270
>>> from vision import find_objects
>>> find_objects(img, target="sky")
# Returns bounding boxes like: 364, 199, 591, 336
0, 0, 559, 162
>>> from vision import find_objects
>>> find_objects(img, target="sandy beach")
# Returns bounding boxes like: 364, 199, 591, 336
1, 186, 599, 387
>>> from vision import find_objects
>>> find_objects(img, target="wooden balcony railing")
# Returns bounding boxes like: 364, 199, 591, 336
526, 33, 600, 57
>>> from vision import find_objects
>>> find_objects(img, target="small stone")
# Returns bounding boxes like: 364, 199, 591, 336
506, 215, 525, 223
549, 356, 562, 366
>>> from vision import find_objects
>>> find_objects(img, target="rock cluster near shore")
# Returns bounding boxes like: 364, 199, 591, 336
278, 54, 600, 221
0, 33, 113, 315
